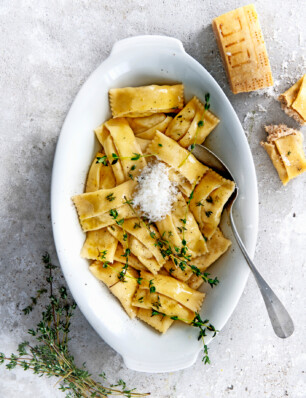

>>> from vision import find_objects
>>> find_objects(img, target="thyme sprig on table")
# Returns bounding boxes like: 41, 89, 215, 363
0, 253, 149, 398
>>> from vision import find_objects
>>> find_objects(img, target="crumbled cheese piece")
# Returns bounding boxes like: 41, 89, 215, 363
282, 156, 291, 167
257, 104, 267, 112
133, 162, 178, 222
282, 60, 288, 70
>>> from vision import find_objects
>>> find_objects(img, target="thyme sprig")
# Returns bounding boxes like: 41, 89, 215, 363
151, 310, 218, 364
191, 313, 218, 364
98, 250, 142, 286
96, 153, 153, 166
0, 253, 149, 397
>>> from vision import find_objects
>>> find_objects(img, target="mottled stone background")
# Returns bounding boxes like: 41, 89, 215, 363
0, 1, 305, 397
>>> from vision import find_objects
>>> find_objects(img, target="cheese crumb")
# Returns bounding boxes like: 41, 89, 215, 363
133, 162, 178, 222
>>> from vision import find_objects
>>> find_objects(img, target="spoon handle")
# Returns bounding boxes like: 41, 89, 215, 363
229, 210, 294, 338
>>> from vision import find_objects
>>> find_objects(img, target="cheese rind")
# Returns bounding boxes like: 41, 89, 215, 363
212, 4, 273, 94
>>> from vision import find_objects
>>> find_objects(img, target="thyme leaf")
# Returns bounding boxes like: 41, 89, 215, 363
106, 192, 116, 202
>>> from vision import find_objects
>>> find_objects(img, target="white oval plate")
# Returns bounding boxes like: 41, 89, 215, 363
51, 35, 258, 373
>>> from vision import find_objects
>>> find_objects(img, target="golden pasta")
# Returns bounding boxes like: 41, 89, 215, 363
156, 193, 208, 258
189, 169, 235, 239
72, 83, 233, 335
261, 124, 306, 185
165, 97, 219, 147
109, 85, 184, 117
278, 74, 306, 125
128, 113, 173, 139
81, 229, 118, 262
146, 131, 208, 184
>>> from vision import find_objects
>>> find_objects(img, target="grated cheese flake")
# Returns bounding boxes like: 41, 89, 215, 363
133, 162, 178, 222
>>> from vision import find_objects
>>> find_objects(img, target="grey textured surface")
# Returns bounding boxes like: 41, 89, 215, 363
0, 1, 305, 397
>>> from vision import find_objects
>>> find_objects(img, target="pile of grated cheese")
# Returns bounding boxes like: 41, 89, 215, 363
133, 162, 178, 222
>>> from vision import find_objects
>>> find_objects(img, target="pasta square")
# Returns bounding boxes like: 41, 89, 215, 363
114, 244, 147, 271
155, 193, 207, 258
109, 85, 184, 117
90, 261, 139, 319
80, 204, 135, 232
132, 288, 195, 322
85, 152, 116, 193
278, 74, 306, 125
261, 124, 306, 185
80, 228, 118, 262
146, 131, 208, 184
110, 274, 139, 319
164, 227, 231, 284
140, 270, 205, 312
189, 169, 235, 239
136, 308, 174, 334
89, 261, 126, 288
72, 180, 137, 224
122, 218, 165, 271
128, 114, 173, 139
186, 228, 232, 290
95, 118, 147, 184
165, 97, 220, 147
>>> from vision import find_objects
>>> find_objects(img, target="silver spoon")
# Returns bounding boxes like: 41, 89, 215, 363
192, 144, 294, 339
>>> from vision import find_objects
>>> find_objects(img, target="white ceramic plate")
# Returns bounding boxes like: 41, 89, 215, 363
51, 35, 258, 373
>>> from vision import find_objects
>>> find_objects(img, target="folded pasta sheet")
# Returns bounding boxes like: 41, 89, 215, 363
127, 113, 173, 139
140, 270, 205, 312
155, 193, 208, 258
165, 97, 219, 147
278, 75, 306, 125
186, 228, 232, 290
80, 228, 118, 262
212, 4, 273, 94
109, 85, 184, 117
164, 227, 231, 284
80, 204, 135, 232
146, 131, 208, 184
261, 124, 306, 185
114, 244, 147, 271
107, 224, 129, 249
122, 218, 166, 272
95, 118, 146, 184
85, 152, 116, 193
90, 261, 139, 319
72, 180, 137, 230
167, 168, 193, 197
135, 137, 151, 153
189, 169, 235, 239
133, 288, 195, 322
